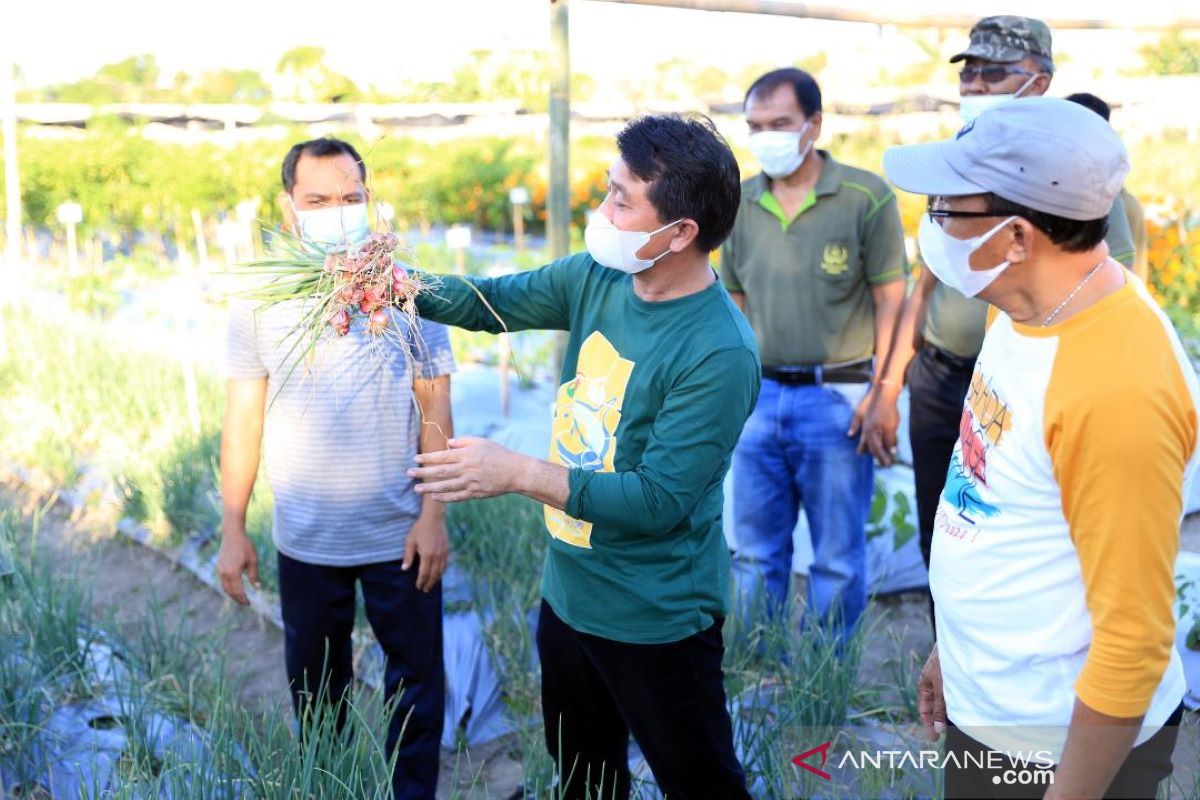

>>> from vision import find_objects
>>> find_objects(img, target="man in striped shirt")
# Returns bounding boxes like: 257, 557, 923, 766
217, 137, 455, 800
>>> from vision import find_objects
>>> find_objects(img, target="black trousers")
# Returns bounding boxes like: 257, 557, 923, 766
907, 345, 976, 631
277, 551, 445, 800
945, 704, 1184, 799
536, 599, 751, 800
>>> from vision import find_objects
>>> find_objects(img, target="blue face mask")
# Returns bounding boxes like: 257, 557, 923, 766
293, 202, 371, 249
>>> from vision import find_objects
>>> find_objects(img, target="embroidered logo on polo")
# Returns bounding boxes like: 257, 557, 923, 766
821, 242, 850, 276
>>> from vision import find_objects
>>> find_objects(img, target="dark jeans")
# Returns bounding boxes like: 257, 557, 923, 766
907, 345, 976, 631
536, 599, 750, 800
277, 551, 444, 800
945, 704, 1184, 799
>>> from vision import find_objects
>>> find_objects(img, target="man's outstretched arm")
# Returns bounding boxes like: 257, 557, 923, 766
413, 254, 582, 333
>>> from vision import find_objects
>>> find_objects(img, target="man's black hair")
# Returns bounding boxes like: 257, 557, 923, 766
986, 194, 1108, 252
744, 68, 822, 117
615, 114, 741, 253
1065, 92, 1111, 121
281, 137, 366, 194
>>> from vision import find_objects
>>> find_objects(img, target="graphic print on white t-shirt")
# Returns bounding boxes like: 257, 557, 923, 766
939, 369, 1011, 530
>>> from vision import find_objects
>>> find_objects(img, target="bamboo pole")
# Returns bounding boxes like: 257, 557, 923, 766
583, 0, 1200, 30
192, 209, 210, 270
549, 0, 571, 260
2, 59, 20, 276
499, 333, 511, 418
549, 0, 571, 375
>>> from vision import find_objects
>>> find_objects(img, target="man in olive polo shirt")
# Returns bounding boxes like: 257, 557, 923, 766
723, 68, 906, 639
862, 17, 1140, 628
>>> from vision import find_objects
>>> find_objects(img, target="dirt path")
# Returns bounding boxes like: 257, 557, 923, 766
3, 479, 291, 714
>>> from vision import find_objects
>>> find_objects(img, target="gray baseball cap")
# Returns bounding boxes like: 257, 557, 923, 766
882, 97, 1128, 221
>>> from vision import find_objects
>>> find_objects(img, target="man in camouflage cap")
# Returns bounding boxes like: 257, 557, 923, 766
951, 15, 1053, 69
860, 16, 1138, 633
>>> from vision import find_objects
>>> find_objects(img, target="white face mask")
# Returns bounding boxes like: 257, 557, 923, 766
958, 73, 1040, 124
584, 211, 682, 274
748, 122, 814, 179
294, 202, 371, 249
918, 213, 1018, 298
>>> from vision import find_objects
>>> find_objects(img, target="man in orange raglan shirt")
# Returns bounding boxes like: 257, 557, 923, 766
884, 98, 1193, 798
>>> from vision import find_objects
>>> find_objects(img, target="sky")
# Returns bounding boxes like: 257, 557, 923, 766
4, 0, 1197, 89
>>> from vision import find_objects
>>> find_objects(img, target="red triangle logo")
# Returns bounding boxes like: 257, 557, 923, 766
791, 741, 832, 780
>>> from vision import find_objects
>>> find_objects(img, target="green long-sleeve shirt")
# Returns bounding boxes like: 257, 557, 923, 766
416, 253, 760, 644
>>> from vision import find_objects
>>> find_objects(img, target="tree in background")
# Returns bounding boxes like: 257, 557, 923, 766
22, 54, 272, 105
38, 54, 163, 104
184, 69, 273, 104
275, 46, 360, 103
1141, 31, 1200, 75
874, 29, 951, 87
388, 49, 593, 111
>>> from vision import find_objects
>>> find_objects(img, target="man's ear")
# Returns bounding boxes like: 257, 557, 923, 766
277, 191, 298, 234
670, 219, 701, 254
1005, 218, 1034, 266
807, 110, 824, 142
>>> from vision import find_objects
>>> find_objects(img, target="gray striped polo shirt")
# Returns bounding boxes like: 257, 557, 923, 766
226, 299, 455, 566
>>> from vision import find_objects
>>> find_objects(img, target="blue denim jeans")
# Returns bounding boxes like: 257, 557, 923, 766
731, 378, 873, 638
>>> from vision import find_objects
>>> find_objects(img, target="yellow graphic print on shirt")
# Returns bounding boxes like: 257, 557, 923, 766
544, 331, 635, 549
966, 371, 1013, 447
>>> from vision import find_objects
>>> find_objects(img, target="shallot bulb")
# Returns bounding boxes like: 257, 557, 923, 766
367, 309, 390, 334
329, 308, 351, 336
359, 285, 386, 314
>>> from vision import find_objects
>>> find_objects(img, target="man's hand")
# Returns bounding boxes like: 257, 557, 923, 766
408, 437, 524, 503
846, 386, 875, 443
216, 526, 260, 606
858, 383, 901, 466
918, 643, 947, 742
403, 509, 449, 592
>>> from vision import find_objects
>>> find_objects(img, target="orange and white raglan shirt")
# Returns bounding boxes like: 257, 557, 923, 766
931, 276, 1197, 762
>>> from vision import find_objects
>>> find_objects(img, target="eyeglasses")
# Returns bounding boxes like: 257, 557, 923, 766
958, 65, 1038, 84
926, 204, 1005, 227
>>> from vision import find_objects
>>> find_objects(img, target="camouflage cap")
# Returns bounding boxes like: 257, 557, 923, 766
950, 15, 1054, 65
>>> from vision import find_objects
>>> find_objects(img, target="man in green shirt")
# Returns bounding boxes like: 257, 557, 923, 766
721, 68, 907, 640
408, 115, 756, 800
862, 18, 1139, 626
